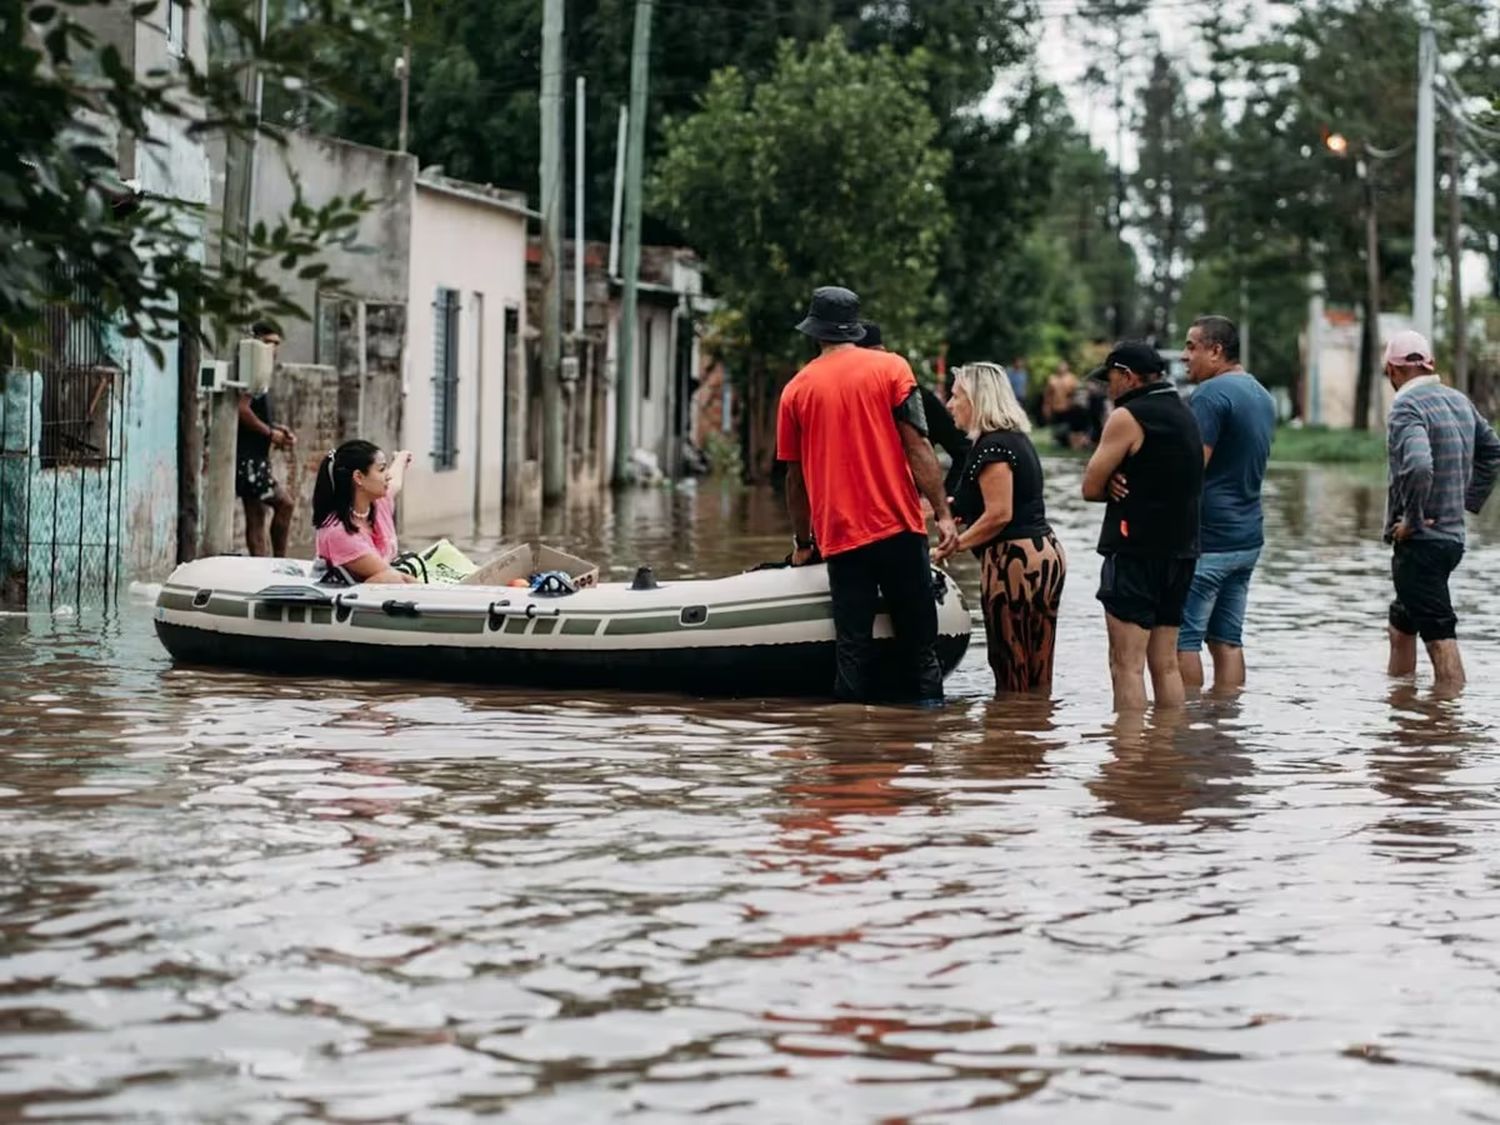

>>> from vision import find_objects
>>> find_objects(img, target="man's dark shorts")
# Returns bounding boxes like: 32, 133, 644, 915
235, 457, 278, 503
1390, 538, 1464, 642
1097, 554, 1197, 631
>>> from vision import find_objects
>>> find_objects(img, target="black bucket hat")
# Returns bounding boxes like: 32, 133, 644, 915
796, 286, 867, 344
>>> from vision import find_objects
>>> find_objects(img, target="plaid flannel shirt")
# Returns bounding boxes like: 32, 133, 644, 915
1385, 376, 1500, 546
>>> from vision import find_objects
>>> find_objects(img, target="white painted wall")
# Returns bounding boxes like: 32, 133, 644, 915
635, 305, 673, 464
404, 185, 529, 535
1304, 311, 1404, 430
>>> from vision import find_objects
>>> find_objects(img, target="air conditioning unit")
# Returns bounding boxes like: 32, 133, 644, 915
237, 338, 275, 389
198, 359, 230, 394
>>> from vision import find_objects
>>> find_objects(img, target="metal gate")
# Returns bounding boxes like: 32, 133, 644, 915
1, 293, 126, 612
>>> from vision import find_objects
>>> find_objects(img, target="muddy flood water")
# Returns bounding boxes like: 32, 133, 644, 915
5, 457, 1500, 1123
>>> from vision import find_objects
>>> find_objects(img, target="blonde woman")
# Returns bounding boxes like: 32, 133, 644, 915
934, 362, 1067, 693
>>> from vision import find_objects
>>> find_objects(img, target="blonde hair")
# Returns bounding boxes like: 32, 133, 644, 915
953, 361, 1031, 437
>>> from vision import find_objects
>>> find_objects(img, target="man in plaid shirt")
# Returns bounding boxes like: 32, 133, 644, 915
1384, 329, 1500, 688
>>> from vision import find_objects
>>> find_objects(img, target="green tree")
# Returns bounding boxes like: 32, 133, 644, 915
1044, 131, 1140, 347
651, 32, 951, 478
316, 0, 1067, 366
1189, 0, 1494, 426
2, 0, 384, 357
1131, 52, 1199, 341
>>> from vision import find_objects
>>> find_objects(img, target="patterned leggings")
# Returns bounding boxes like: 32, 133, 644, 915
978, 531, 1067, 693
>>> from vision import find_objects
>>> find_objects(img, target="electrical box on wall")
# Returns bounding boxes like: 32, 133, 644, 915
561, 355, 579, 385
198, 359, 230, 394
237, 338, 275, 390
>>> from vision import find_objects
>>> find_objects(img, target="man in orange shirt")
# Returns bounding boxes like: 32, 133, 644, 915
777, 286, 959, 705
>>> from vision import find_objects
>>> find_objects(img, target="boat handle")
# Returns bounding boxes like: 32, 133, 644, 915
382, 599, 420, 617
485, 600, 561, 629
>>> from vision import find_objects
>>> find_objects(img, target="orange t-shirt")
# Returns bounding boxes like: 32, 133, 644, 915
776, 347, 926, 557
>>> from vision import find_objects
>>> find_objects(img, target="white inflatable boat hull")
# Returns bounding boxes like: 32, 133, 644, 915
153, 556, 972, 698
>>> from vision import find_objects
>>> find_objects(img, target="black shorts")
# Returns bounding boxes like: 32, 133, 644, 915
235, 457, 279, 502
1097, 553, 1197, 630
1390, 538, 1464, 642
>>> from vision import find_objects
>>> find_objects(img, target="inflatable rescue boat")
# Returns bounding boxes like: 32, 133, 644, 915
153, 556, 972, 697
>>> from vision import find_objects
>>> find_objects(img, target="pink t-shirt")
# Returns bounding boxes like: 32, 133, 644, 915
316, 497, 398, 568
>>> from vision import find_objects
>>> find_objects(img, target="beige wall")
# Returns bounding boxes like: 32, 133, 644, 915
1306, 314, 1399, 429
250, 134, 417, 366
403, 185, 529, 537
634, 304, 675, 464
602, 299, 692, 479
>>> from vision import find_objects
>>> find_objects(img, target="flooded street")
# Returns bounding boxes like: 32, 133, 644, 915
6, 457, 1500, 1122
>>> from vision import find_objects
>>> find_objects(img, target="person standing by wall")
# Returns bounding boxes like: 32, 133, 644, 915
934, 362, 1066, 695
1176, 315, 1276, 691
778, 287, 958, 705
236, 322, 297, 557
1383, 330, 1500, 689
1081, 342, 1204, 711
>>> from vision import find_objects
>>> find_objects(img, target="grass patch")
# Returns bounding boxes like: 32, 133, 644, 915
1043, 425, 1386, 464
1270, 425, 1386, 464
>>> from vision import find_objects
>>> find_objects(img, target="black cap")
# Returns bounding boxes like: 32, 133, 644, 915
856, 320, 883, 349
1088, 340, 1166, 381
795, 286, 867, 343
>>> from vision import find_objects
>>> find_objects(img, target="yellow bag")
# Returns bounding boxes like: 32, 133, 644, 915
392, 539, 477, 585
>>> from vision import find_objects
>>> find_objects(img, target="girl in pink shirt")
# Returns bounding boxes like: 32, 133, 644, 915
312, 440, 416, 584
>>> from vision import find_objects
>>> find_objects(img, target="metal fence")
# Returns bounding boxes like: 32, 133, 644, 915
1, 288, 127, 612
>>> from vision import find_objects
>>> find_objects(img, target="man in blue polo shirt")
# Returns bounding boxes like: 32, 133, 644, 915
1177, 315, 1276, 691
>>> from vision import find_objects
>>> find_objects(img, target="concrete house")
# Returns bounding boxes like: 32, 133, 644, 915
1299, 306, 1407, 428
1, 2, 211, 609
248, 134, 535, 545
526, 240, 708, 489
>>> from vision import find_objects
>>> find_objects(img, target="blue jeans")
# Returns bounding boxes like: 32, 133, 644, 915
1177, 547, 1260, 651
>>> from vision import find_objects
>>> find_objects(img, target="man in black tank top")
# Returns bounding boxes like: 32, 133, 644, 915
1081, 342, 1204, 710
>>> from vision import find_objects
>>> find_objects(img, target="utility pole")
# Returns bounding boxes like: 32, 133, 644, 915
1447, 122, 1469, 394
539, 0, 566, 501
1357, 159, 1383, 432
1239, 275, 1250, 374
1111, 18, 1126, 339
396, 0, 411, 154
608, 107, 627, 277
1412, 13, 1437, 339
613, 0, 653, 485
574, 75, 586, 337
201, 0, 269, 558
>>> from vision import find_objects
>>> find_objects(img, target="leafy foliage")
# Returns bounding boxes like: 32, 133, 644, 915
651, 32, 951, 375
2, 0, 386, 358
1175, 0, 1499, 415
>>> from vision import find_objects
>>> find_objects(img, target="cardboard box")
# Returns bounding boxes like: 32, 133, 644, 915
463, 542, 600, 589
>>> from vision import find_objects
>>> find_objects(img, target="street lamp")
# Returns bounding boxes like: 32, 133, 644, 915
1322, 130, 1385, 430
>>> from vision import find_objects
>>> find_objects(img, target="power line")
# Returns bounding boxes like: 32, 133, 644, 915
1437, 93, 1500, 146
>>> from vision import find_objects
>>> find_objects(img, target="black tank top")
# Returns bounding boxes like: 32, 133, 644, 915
238, 392, 273, 460
1096, 382, 1203, 558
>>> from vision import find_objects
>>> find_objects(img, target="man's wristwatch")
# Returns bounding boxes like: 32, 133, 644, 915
793, 534, 815, 550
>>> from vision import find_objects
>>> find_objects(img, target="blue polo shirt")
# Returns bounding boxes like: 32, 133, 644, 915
1191, 371, 1276, 553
